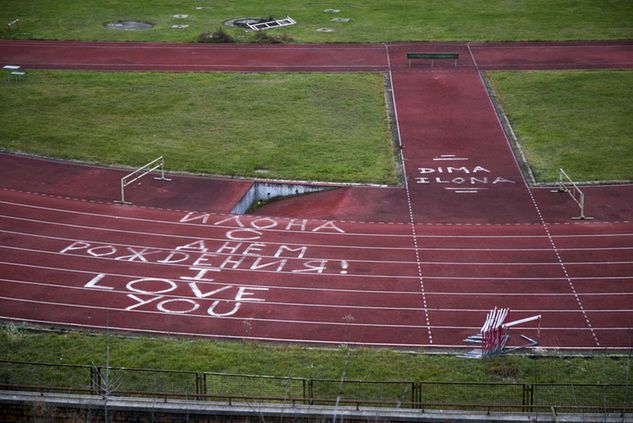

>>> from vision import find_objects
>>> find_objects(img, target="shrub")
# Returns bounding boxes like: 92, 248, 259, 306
252, 32, 293, 44
197, 27, 235, 43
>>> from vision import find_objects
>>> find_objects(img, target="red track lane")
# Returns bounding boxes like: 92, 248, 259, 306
389, 69, 540, 224
470, 41, 633, 70
0, 40, 388, 72
2, 188, 631, 349
1, 39, 632, 350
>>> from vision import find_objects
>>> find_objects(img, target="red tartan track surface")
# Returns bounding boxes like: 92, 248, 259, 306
1, 40, 632, 351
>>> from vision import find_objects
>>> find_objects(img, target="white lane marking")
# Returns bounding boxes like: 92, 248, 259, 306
386, 43, 433, 344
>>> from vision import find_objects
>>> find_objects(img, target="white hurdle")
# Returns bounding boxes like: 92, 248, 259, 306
551, 168, 593, 220
463, 308, 542, 358
114, 156, 171, 205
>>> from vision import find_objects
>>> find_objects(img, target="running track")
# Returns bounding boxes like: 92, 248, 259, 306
1, 40, 632, 351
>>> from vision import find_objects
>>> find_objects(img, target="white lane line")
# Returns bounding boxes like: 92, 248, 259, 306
0, 277, 424, 312
0, 295, 431, 330
470, 57, 603, 348
0, 213, 417, 251
0, 302, 631, 334
6, 275, 629, 298
3, 256, 632, 282
5, 277, 630, 313
386, 43, 433, 344
6, 228, 631, 265
2, 198, 632, 239
0, 200, 415, 239
6, 225, 631, 252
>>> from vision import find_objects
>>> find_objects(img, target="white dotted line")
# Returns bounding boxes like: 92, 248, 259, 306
404, 188, 433, 344
2, 188, 629, 227
525, 188, 601, 347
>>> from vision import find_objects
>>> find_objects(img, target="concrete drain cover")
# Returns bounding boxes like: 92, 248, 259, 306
104, 21, 154, 30
224, 17, 272, 29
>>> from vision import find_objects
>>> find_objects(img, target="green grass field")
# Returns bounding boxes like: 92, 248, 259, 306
1, 325, 630, 386
488, 70, 633, 183
0, 70, 397, 184
1, 0, 632, 43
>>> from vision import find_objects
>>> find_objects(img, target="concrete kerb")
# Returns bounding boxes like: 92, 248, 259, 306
1, 390, 628, 422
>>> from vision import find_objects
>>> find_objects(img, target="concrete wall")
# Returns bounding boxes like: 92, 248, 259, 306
231, 182, 333, 214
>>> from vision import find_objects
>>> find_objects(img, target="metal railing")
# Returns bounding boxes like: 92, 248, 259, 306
0, 360, 630, 414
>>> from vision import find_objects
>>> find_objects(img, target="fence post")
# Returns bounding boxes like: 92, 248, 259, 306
523, 383, 534, 412
90, 366, 102, 395
308, 379, 314, 405
195, 372, 206, 400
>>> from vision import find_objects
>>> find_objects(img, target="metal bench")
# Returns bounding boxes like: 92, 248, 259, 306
407, 52, 459, 68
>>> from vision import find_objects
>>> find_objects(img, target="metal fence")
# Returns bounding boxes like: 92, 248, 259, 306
0, 360, 631, 413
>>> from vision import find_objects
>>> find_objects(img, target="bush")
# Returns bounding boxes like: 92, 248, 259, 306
197, 27, 235, 43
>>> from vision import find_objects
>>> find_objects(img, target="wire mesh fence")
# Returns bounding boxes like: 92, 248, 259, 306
203, 372, 306, 403
0, 360, 631, 413
419, 381, 527, 411
310, 379, 416, 408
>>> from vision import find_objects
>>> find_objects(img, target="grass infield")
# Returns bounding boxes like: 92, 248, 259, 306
488, 70, 633, 183
1, 326, 630, 386
0, 70, 398, 184
1, 0, 632, 43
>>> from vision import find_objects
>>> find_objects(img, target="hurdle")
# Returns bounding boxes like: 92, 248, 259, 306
6, 19, 20, 32
463, 308, 541, 358
551, 168, 593, 220
114, 156, 171, 205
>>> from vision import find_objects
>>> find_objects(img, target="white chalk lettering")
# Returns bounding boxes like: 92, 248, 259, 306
250, 217, 277, 229
180, 211, 212, 224
312, 221, 344, 233
208, 300, 240, 317
126, 294, 163, 311
215, 241, 242, 254
285, 219, 308, 231
188, 283, 232, 299
192, 253, 219, 267
179, 267, 220, 281
235, 287, 268, 302
156, 251, 190, 264
250, 257, 287, 272
493, 177, 515, 184
87, 245, 117, 257
214, 215, 245, 228
126, 278, 177, 295
176, 240, 209, 253
115, 247, 161, 263
292, 259, 328, 273
274, 245, 307, 259
60, 241, 91, 254
84, 273, 114, 290
225, 228, 262, 241
220, 255, 246, 269
157, 298, 200, 314
243, 243, 266, 256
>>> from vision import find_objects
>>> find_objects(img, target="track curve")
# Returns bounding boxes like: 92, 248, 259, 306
0, 40, 632, 350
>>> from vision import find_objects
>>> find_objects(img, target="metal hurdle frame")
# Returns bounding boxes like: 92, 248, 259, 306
114, 156, 171, 205
6, 18, 20, 32
551, 168, 593, 220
